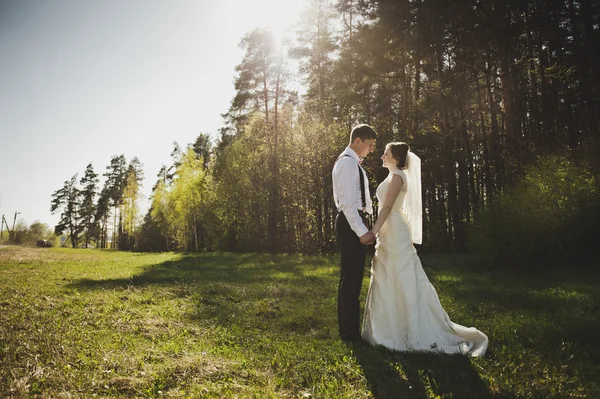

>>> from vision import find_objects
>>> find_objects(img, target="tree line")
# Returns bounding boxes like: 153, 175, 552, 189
50, 156, 143, 249
51, 0, 600, 264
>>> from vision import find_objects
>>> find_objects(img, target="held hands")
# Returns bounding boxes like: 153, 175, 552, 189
360, 231, 376, 245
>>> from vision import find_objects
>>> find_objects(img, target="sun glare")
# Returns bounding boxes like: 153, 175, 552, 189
228, 0, 310, 43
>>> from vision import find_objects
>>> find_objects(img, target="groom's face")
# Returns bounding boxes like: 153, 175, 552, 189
357, 139, 376, 157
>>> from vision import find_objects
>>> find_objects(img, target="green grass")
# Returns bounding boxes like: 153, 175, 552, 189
0, 247, 598, 398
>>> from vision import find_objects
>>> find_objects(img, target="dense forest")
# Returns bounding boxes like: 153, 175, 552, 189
49, 0, 600, 267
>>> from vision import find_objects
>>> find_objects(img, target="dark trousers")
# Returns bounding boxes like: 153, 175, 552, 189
335, 211, 366, 339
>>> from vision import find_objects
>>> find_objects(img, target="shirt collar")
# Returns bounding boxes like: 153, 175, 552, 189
343, 146, 361, 162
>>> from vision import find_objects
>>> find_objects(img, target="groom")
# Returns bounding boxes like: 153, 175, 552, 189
332, 124, 377, 342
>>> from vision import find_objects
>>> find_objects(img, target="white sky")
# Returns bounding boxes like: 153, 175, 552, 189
0, 0, 310, 229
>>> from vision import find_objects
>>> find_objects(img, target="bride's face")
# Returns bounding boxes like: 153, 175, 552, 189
381, 147, 396, 168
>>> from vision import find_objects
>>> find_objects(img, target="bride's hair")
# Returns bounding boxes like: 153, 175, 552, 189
388, 142, 410, 169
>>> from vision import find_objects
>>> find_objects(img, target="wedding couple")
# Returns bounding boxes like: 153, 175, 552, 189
332, 124, 488, 357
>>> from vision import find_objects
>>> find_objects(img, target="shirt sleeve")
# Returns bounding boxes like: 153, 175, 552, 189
336, 157, 369, 237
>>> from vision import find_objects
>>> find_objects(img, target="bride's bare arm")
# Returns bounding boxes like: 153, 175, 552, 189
371, 174, 403, 235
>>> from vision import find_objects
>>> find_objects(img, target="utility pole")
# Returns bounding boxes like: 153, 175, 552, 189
10, 211, 21, 240
12, 211, 21, 232
1, 214, 11, 239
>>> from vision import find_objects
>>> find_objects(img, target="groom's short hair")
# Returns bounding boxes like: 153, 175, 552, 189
350, 124, 377, 143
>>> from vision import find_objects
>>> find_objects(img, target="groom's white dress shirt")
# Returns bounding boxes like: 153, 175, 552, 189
332, 147, 373, 237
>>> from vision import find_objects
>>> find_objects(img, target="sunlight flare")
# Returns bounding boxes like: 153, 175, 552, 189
227, 0, 309, 44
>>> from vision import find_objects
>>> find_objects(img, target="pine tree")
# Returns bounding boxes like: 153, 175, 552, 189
192, 133, 212, 169
94, 187, 111, 249
79, 163, 99, 248
50, 175, 82, 248
103, 155, 127, 248
121, 157, 144, 250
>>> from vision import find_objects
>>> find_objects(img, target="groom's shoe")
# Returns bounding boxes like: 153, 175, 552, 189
340, 333, 366, 345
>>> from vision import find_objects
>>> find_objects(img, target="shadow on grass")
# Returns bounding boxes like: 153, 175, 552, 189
439, 276, 600, 314
66, 252, 332, 290
351, 344, 503, 399
438, 272, 600, 364
65, 252, 338, 334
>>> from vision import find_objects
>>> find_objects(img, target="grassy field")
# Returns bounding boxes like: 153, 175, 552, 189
0, 246, 598, 398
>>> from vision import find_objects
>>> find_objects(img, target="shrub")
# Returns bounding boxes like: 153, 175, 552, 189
469, 156, 600, 270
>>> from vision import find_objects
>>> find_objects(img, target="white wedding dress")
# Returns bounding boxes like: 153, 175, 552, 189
362, 168, 488, 357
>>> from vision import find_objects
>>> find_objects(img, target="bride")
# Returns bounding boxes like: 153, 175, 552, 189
361, 142, 488, 357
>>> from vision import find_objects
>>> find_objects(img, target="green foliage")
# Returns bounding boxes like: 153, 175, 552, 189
144, 147, 220, 252
213, 114, 272, 251
212, 111, 350, 253
0, 220, 55, 246
136, 207, 168, 252
23, 221, 55, 245
470, 156, 600, 269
